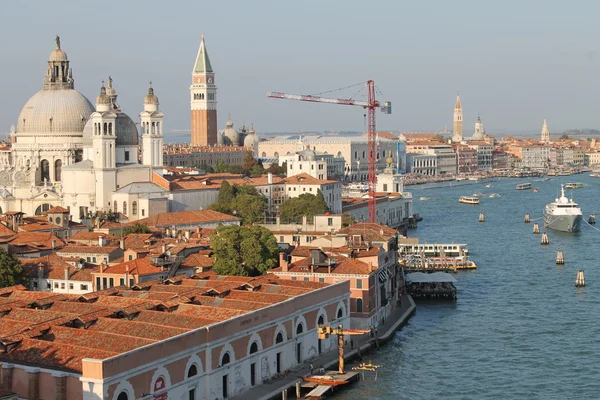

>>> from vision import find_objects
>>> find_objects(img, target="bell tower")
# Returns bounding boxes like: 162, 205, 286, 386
452, 95, 463, 143
190, 35, 217, 147
44, 35, 74, 90
141, 84, 164, 171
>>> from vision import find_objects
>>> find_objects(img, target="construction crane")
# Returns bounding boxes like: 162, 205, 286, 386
268, 81, 391, 223
317, 324, 370, 374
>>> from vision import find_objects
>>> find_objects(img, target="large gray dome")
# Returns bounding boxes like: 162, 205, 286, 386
222, 120, 239, 146
243, 130, 259, 148
16, 89, 94, 135
82, 112, 139, 146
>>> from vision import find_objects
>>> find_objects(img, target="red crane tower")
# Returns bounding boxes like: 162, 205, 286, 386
267, 81, 391, 223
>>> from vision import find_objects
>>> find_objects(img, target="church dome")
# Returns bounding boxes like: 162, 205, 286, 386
82, 112, 139, 147
223, 120, 239, 146
16, 89, 94, 134
144, 87, 159, 105
49, 48, 68, 62
243, 129, 259, 148
299, 149, 317, 161
96, 86, 110, 105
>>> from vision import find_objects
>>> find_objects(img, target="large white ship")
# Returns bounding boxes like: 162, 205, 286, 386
544, 185, 582, 233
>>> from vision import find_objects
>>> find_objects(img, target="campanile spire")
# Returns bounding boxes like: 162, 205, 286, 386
190, 35, 217, 146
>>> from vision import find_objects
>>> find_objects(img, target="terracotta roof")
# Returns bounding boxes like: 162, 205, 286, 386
100, 257, 164, 276
123, 233, 155, 250
47, 207, 69, 213
134, 210, 239, 228
182, 253, 214, 269
8, 232, 64, 252
21, 254, 97, 282
19, 222, 64, 232
284, 173, 339, 185
57, 245, 120, 255
71, 231, 119, 242
338, 222, 397, 242
0, 224, 15, 237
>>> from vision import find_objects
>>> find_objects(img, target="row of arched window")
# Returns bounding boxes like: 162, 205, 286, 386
142, 121, 161, 135
113, 201, 138, 216
93, 122, 113, 135
193, 93, 205, 100
40, 159, 62, 182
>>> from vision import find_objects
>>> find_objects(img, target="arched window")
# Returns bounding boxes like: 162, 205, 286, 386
35, 204, 51, 216
122, 202, 127, 215
318, 315, 324, 327
187, 364, 198, 378
103, 122, 107, 134
337, 308, 343, 319
117, 392, 128, 400
132, 201, 137, 216
54, 159, 62, 182
249, 342, 258, 355
274, 152, 279, 157
356, 298, 363, 313
261, 152, 266, 157
276, 332, 284, 344
108, 123, 113, 135
41, 159, 50, 183
296, 323, 304, 335
156, 122, 160, 134
221, 352, 230, 366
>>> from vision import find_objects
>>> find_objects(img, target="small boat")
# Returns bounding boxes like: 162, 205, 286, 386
544, 177, 552, 181
302, 376, 350, 386
590, 173, 600, 178
459, 195, 480, 205
472, 192, 483, 197
516, 183, 532, 190
533, 188, 539, 193
489, 193, 500, 198
485, 184, 492, 188
419, 196, 430, 201
565, 182, 583, 189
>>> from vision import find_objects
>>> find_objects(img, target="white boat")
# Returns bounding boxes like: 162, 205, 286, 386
565, 182, 583, 189
419, 196, 430, 201
590, 173, 600, 178
489, 193, 500, 198
516, 183, 532, 190
544, 185, 582, 233
485, 184, 492, 188
459, 196, 480, 205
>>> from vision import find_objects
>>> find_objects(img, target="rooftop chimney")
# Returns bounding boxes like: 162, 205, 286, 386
52, 240, 56, 250
64, 267, 70, 282
120, 238, 124, 250
98, 235, 106, 247
279, 252, 288, 272
37, 263, 44, 282
268, 172, 273, 184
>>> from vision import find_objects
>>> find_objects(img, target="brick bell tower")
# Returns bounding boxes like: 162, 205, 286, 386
190, 35, 217, 146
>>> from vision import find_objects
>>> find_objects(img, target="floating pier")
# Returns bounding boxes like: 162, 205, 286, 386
524, 213, 530, 223
541, 232, 549, 245
533, 223, 540, 234
479, 212, 485, 223
556, 250, 564, 265
575, 270, 585, 287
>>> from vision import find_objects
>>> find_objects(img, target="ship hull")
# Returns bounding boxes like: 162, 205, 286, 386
544, 213, 582, 233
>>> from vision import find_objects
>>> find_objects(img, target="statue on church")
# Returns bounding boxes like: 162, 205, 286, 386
56, 35, 61, 49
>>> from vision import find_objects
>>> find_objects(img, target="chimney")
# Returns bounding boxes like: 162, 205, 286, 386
268, 172, 273, 184
98, 235, 106, 247
196, 226, 200, 234
52, 240, 56, 250
64, 267, 70, 282
162, 244, 166, 254
125, 264, 130, 286
120, 238, 124, 250
276, 215, 280, 228
185, 231, 190, 240
279, 252, 288, 272
302, 215, 308, 230
37, 263, 44, 282
100, 262, 105, 273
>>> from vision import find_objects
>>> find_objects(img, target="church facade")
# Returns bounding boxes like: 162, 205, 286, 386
2, 37, 166, 222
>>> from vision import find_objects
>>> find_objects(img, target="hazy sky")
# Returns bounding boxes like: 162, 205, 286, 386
1, 0, 600, 141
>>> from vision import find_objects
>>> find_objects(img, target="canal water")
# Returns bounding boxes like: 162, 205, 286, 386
338, 175, 600, 399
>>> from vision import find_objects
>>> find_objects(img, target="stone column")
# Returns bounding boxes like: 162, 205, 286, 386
1, 363, 13, 391
28, 369, 40, 400
54, 374, 67, 400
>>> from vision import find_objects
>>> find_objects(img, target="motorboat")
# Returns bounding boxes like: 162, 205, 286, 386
516, 183, 532, 190
544, 185, 582, 233
565, 183, 583, 189
459, 196, 480, 205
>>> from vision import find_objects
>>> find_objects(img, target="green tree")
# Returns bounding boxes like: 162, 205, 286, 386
123, 223, 151, 236
210, 225, 279, 276
279, 190, 329, 223
342, 213, 356, 227
214, 159, 228, 173
232, 193, 267, 224
250, 163, 265, 177
0, 248, 29, 288
218, 181, 235, 204
242, 151, 258, 173
196, 162, 214, 173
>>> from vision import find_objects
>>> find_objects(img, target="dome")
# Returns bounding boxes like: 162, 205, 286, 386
223, 120, 239, 146
82, 112, 139, 147
217, 131, 225, 146
16, 89, 94, 134
96, 86, 110, 105
244, 130, 259, 148
49, 48, 68, 62
299, 149, 317, 161
144, 87, 159, 105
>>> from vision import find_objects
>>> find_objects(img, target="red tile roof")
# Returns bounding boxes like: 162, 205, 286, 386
57, 245, 120, 255
47, 206, 70, 213
134, 210, 239, 228
284, 173, 339, 185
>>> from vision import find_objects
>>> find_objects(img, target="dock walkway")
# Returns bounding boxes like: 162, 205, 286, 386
229, 295, 416, 400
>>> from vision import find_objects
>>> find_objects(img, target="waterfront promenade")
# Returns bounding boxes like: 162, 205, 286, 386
230, 295, 416, 400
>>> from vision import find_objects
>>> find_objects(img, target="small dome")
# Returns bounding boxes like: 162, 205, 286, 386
244, 131, 259, 148
223, 121, 239, 146
217, 131, 225, 146
96, 86, 110, 105
49, 48, 68, 62
16, 89, 94, 134
144, 87, 159, 105
299, 149, 317, 161
82, 112, 139, 147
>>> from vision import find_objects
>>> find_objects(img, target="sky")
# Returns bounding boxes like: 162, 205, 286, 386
1, 0, 600, 142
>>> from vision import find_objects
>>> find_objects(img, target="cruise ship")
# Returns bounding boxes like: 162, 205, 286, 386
544, 185, 583, 233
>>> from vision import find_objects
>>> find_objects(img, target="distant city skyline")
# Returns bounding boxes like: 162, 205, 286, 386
2, 1, 600, 142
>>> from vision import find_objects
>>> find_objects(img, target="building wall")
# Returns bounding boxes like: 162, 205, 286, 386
78, 282, 350, 400
191, 109, 218, 147
31, 277, 92, 294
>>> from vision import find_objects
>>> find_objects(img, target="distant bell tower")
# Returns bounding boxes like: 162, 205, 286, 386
190, 35, 217, 147
452, 95, 463, 142
141, 84, 164, 171
541, 119, 550, 142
